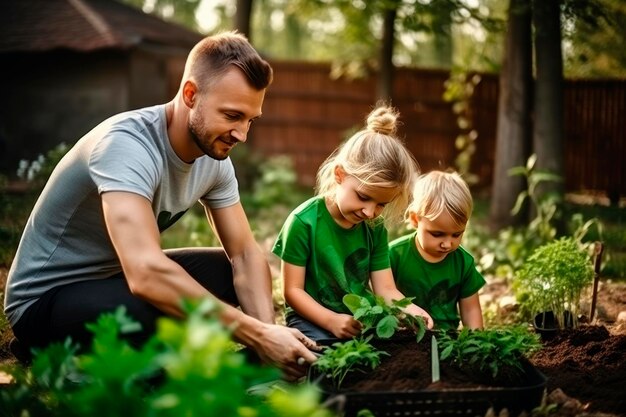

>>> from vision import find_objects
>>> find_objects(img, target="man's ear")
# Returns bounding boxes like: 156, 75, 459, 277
334, 165, 345, 184
182, 80, 197, 108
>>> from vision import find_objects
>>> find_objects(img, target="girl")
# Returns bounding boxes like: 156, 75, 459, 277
272, 103, 434, 341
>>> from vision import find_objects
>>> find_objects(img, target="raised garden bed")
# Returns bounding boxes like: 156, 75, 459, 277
309, 332, 546, 417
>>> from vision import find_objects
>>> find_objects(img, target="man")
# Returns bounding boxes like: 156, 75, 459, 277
4, 31, 317, 378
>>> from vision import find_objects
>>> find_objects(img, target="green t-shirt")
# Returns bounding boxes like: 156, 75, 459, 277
389, 231, 486, 331
272, 196, 390, 315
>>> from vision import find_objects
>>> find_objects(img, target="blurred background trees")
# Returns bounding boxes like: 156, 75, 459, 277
118, 0, 624, 230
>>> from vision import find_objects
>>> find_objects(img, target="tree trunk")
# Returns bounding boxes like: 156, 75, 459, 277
378, 6, 397, 101
489, 0, 533, 231
235, 0, 253, 42
532, 0, 565, 203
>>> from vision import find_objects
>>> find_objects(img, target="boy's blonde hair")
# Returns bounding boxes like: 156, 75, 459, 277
315, 103, 419, 226
407, 170, 473, 227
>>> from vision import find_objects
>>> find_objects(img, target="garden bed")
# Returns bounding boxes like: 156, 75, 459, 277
309, 333, 546, 417
530, 324, 626, 416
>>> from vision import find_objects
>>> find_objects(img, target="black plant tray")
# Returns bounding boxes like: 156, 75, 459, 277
308, 338, 547, 417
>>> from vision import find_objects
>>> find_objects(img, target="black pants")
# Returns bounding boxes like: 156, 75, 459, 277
11, 247, 238, 353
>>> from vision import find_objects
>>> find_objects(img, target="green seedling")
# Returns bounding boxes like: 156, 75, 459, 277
438, 325, 542, 379
343, 293, 426, 342
312, 336, 388, 389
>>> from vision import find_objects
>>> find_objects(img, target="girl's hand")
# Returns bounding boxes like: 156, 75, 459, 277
404, 304, 434, 329
329, 313, 362, 338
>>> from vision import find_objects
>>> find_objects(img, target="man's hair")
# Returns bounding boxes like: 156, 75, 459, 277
182, 30, 273, 92
315, 102, 419, 226
407, 170, 473, 227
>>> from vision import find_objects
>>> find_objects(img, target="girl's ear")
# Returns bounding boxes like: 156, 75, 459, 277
334, 165, 346, 184
409, 212, 420, 228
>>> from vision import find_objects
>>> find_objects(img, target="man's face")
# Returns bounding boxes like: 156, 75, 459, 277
188, 67, 265, 160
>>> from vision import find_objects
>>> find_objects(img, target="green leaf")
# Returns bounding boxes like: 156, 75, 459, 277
376, 315, 399, 339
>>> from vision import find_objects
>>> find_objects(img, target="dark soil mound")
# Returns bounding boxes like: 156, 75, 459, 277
530, 325, 626, 416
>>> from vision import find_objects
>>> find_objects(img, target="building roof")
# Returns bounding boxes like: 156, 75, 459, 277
0, 0, 203, 53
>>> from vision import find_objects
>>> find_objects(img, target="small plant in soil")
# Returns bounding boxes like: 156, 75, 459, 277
514, 236, 594, 328
312, 336, 388, 389
342, 293, 426, 342
312, 293, 428, 390
438, 325, 542, 381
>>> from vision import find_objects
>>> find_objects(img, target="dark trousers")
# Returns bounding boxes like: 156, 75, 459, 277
285, 311, 336, 343
11, 247, 237, 353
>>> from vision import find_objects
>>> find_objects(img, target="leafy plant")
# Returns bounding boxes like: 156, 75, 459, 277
514, 236, 594, 327
311, 293, 427, 390
438, 325, 542, 379
312, 336, 387, 389
0, 299, 336, 417
343, 293, 427, 343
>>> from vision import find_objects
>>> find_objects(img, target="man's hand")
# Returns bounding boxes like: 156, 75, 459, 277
253, 324, 321, 380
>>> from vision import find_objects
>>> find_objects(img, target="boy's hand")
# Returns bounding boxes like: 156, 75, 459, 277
329, 313, 362, 339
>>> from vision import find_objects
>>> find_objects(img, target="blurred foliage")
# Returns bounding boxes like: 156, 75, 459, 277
0, 143, 70, 267
0, 299, 335, 417
121, 0, 625, 78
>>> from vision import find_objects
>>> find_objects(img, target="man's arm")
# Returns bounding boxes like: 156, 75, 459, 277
101, 191, 318, 377
204, 203, 275, 324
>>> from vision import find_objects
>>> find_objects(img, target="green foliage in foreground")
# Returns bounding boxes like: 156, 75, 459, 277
0, 299, 335, 417
438, 326, 542, 379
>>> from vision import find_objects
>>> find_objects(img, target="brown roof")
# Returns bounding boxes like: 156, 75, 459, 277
0, 0, 203, 53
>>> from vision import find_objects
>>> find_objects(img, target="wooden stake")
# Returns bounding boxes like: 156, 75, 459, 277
589, 241, 604, 323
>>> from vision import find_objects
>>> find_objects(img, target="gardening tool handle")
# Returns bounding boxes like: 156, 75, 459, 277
589, 241, 604, 322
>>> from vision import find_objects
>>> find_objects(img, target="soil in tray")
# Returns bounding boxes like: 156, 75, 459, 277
329, 332, 537, 393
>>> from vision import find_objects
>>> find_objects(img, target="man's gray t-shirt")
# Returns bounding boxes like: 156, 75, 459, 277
4, 104, 240, 326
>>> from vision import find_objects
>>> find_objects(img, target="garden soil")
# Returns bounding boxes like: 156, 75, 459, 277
328, 325, 626, 417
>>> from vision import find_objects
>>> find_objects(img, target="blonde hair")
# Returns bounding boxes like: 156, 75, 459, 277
407, 170, 473, 227
182, 30, 273, 93
315, 103, 419, 226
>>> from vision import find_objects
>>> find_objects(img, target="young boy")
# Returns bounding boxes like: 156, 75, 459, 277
389, 170, 485, 330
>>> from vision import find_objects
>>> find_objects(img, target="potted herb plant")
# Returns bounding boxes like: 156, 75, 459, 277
514, 236, 594, 337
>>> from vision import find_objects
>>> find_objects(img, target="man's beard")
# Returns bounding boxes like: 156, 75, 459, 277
188, 120, 229, 161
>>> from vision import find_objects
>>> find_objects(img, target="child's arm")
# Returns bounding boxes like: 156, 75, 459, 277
459, 293, 484, 329
282, 261, 362, 339
370, 268, 434, 329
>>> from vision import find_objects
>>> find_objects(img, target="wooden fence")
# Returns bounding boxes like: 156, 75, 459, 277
247, 61, 625, 202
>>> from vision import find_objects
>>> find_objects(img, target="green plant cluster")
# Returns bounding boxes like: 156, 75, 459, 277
0, 299, 335, 417
312, 335, 387, 390
312, 293, 427, 389
343, 293, 427, 342
514, 236, 594, 326
438, 325, 542, 379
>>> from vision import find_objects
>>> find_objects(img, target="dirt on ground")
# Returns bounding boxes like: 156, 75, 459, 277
315, 323, 626, 417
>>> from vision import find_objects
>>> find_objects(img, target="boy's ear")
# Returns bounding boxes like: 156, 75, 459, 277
409, 212, 420, 228
334, 165, 345, 183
